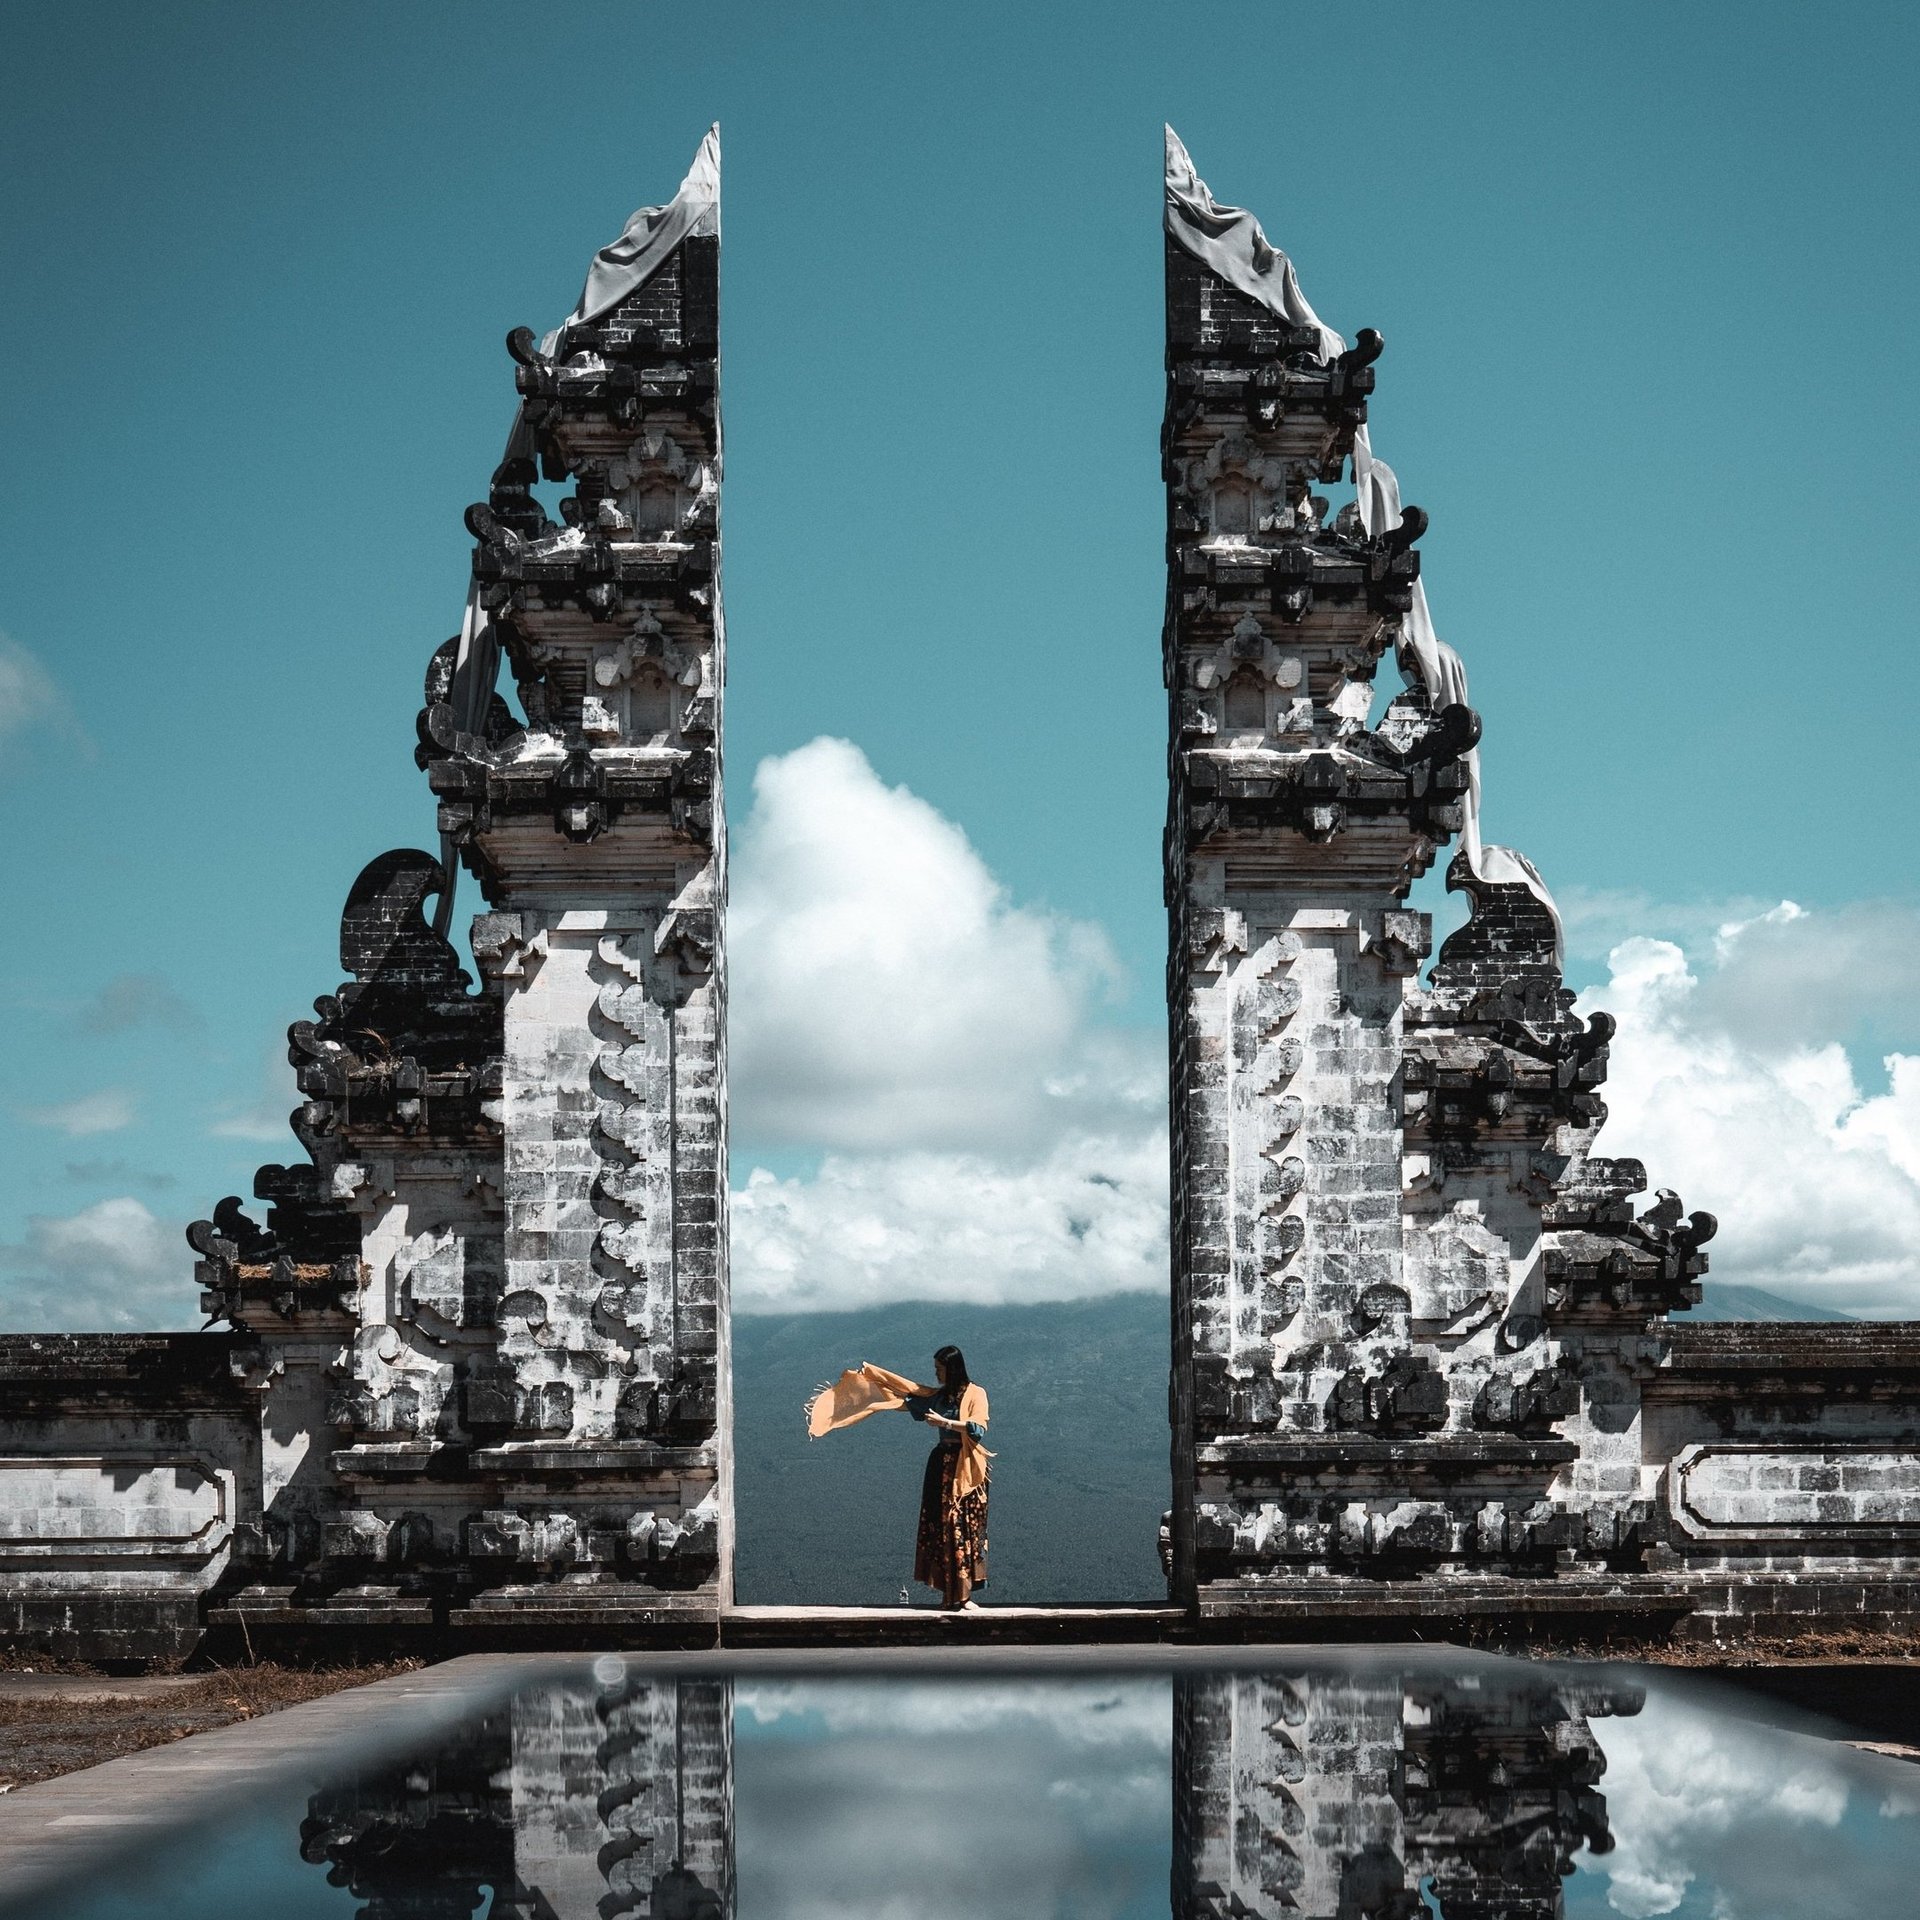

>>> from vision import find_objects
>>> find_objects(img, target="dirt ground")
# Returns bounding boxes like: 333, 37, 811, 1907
1644, 1629, 1920, 1667
0, 1662, 421, 1792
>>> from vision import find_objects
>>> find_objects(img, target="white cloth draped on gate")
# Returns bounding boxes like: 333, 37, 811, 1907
1353, 427, 1564, 961
542, 125, 721, 355
1163, 126, 1561, 961
432, 129, 722, 933
445, 579, 500, 741
1163, 126, 1344, 364
449, 124, 726, 741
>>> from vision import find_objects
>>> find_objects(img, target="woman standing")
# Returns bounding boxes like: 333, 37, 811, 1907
808, 1346, 990, 1609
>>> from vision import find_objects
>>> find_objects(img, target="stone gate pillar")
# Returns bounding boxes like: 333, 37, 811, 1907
1160, 132, 1719, 1628
1161, 134, 1458, 1608
428, 127, 731, 1616
184, 132, 731, 1636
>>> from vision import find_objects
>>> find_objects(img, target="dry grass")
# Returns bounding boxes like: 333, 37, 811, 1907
1642, 1628, 1920, 1667
1342, 1617, 1920, 1668
0, 1661, 421, 1792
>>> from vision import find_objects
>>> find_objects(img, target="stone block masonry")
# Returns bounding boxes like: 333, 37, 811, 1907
1160, 133, 1920, 1641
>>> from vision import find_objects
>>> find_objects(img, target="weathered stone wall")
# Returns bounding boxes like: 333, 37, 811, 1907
0, 1335, 263, 1662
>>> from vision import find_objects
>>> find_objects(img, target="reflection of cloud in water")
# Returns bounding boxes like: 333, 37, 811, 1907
734, 1678, 1171, 1920
737, 1679, 1167, 1745
1574, 1688, 1920, 1919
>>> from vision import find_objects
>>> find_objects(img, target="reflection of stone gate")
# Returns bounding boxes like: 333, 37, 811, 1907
1167, 1658, 1635, 1912
1174, 1661, 1640, 1918
297, 1659, 1622, 1920
303, 1672, 732, 1919
6, 131, 1920, 1661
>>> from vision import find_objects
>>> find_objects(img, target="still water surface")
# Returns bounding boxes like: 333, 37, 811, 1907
19, 1653, 1920, 1920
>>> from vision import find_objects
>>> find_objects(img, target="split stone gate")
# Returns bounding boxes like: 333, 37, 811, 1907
5, 131, 1920, 1660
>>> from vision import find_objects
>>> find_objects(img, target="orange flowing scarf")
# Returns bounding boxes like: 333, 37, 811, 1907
805, 1363, 994, 1498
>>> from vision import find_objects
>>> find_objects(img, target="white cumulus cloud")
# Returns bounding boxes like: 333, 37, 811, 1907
1582, 1688, 1917, 1919
732, 1133, 1168, 1314
1579, 901, 1920, 1317
736, 1678, 1170, 1748
734, 1676, 1170, 1920
731, 736, 1147, 1152
20, 1087, 139, 1136
0, 633, 87, 765
0, 1196, 193, 1331
0, 634, 60, 741
727, 738, 1166, 1313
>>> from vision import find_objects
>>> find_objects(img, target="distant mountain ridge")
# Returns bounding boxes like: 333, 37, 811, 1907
1692, 1283, 1853, 1322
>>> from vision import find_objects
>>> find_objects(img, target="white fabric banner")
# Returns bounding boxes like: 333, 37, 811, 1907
1352, 427, 1564, 961
446, 579, 499, 740
542, 125, 721, 354
1163, 127, 1344, 364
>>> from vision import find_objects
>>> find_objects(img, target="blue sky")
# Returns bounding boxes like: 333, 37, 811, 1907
3, 2, 1918, 1325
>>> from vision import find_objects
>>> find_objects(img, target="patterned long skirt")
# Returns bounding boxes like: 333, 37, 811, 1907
914, 1444, 989, 1593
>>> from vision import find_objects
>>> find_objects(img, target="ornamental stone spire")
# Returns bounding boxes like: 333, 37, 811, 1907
182, 131, 732, 1636
1162, 135, 1721, 1623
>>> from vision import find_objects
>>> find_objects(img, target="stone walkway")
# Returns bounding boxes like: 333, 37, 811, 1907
720, 1601, 1186, 1644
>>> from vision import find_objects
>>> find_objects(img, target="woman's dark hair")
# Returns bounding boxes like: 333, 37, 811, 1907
933, 1345, 969, 1391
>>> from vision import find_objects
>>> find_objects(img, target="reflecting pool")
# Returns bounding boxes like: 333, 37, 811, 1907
17, 1653, 1920, 1919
